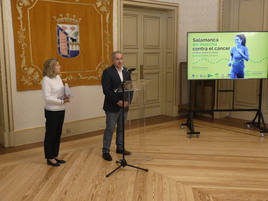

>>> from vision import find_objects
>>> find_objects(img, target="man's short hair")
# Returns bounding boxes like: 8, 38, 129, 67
112, 51, 122, 60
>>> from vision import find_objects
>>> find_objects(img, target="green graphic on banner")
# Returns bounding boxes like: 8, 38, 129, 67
188, 32, 268, 80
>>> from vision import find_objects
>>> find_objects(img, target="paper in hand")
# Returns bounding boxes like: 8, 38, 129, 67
64, 83, 72, 98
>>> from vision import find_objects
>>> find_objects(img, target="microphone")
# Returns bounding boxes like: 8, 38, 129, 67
127, 68, 136, 72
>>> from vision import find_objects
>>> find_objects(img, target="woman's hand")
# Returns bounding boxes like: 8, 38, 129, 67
64, 97, 70, 103
236, 47, 249, 61
236, 47, 243, 56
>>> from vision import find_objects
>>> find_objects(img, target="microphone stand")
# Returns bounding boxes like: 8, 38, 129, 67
106, 81, 149, 177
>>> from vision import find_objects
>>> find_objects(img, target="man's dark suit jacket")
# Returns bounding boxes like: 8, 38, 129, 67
101, 65, 131, 112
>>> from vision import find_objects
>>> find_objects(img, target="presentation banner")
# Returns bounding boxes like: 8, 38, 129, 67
188, 32, 268, 80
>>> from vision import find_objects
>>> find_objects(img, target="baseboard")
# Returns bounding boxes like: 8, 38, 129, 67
3, 114, 182, 149
9, 116, 106, 147
229, 111, 256, 121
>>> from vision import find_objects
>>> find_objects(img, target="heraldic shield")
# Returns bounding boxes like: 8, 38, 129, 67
57, 23, 80, 58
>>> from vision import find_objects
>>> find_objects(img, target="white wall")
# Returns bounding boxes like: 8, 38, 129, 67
163, 0, 219, 62
5, 0, 219, 131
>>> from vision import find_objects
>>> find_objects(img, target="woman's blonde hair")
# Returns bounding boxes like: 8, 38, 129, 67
43, 58, 58, 78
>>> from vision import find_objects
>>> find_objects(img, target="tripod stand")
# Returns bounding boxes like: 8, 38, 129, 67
246, 79, 268, 137
180, 80, 200, 137
181, 79, 268, 137
106, 82, 149, 178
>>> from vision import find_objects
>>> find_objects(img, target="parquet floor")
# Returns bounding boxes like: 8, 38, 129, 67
0, 119, 268, 201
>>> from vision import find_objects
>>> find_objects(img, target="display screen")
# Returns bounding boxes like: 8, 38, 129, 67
187, 32, 268, 80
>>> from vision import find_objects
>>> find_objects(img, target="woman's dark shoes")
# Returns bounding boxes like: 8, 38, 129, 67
116, 149, 131, 155
55, 159, 66, 164
47, 159, 60, 167
102, 153, 112, 161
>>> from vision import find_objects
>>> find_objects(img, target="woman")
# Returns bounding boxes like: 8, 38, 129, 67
42, 58, 70, 166
228, 34, 249, 78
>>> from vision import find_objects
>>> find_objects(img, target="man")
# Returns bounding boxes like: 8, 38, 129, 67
101, 51, 132, 161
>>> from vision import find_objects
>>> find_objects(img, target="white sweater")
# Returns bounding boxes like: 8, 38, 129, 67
42, 75, 65, 111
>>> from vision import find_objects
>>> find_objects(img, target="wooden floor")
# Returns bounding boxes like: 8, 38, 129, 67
0, 119, 268, 201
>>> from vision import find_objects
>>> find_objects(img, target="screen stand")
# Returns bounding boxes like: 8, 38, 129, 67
246, 79, 268, 137
181, 79, 268, 137
180, 80, 200, 138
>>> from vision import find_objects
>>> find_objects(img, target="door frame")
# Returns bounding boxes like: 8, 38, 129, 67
117, 0, 179, 116
0, 0, 14, 147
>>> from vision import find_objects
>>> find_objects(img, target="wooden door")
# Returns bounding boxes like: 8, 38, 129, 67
122, 6, 175, 118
